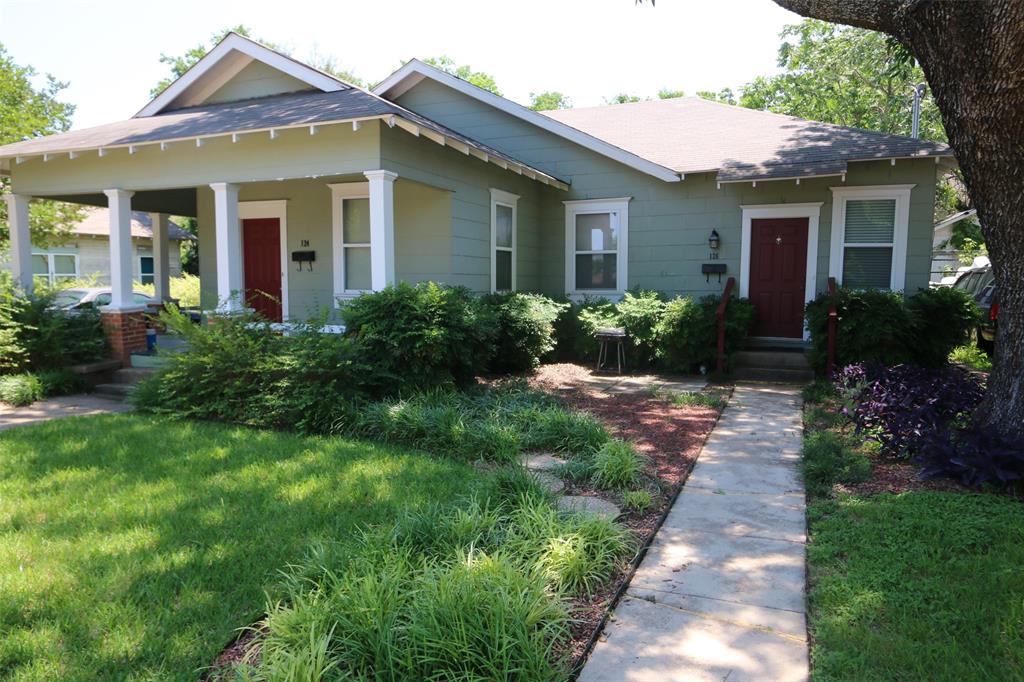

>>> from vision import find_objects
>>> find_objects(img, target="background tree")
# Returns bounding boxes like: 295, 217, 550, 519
422, 56, 500, 95
0, 42, 82, 251
657, 88, 685, 99
530, 91, 571, 111
738, 20, 944, 140
697, 87, 737, 105
769, 0, 1024, 437
604, 93, 646, 104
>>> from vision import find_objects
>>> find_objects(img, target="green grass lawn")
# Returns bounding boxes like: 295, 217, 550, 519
808, 492, 1024, 680
0, 414, 481, 681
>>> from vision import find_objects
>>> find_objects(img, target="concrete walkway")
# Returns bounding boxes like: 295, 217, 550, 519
580, 383, 808, 682
0, 394, 131, 432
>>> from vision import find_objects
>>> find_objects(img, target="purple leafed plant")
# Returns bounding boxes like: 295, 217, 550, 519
919, 425, 1024, 487
836, 363, 986, 458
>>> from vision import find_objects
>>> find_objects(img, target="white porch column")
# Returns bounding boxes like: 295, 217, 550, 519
150, 212, 171, 302
3, 193, 33, 293
363, 170, 397, 290
209, 182, 242, 312
104, 189, 136, 310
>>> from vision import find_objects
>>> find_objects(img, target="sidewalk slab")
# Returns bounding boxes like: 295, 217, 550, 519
578, 383, 808, 681
0, 394, 130, 431
579, 597, 809, 682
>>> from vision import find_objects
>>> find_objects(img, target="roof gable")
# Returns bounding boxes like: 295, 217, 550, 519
136, 33, 348, 117
373, 60, 681, 183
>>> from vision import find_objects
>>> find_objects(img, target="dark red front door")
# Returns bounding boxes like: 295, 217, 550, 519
242, 218, 282, 322
749, 218, 808, 338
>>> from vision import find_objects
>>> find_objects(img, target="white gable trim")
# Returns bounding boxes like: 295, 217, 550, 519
373, 60, 682, 184
136, 33, 347, 118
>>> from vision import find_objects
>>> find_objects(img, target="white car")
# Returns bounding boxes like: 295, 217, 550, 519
53, 287, 155, 310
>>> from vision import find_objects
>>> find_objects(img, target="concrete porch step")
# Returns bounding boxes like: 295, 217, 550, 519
733, 366, 814, 383
93, 383, 134, 400
111, 368, 155, 385
733, 350, 811, 370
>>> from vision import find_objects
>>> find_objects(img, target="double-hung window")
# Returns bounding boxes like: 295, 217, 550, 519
490, 189, 519, 292
330, 182, 372, 300
564, 198, 630, 295
830, 185, 912, 291
32, 252, 78, 286
139, 256, 155, 285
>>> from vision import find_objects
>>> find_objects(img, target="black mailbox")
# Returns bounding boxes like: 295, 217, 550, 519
292, 250, 315, 271
702, 262, 727, 283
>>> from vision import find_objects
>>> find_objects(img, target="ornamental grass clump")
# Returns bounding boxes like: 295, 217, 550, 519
590, 439, 644, 489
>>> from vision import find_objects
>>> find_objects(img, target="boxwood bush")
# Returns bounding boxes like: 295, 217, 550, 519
806, 286, 979, 373
484, 293, 568, 372
341, 282, 497, 390
656, 295, 755, 373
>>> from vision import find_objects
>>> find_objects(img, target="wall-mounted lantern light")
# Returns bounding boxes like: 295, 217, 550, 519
708, 229, 721, 252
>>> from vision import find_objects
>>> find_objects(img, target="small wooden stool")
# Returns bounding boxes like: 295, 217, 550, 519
595, 327, 627, 373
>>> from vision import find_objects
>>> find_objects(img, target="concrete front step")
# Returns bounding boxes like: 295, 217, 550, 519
93, 383, 134, 400
733, 350, 811, 370
733, 366, 814, 383
111, 368, 155, 385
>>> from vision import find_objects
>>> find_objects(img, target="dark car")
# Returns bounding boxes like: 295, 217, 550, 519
952, 265, 998, 353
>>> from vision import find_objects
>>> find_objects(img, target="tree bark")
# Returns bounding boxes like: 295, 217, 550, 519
775, 0, 1024, 437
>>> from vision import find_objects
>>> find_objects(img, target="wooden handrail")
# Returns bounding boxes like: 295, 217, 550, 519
716, 277, 736, 374
826, 276, 838, 377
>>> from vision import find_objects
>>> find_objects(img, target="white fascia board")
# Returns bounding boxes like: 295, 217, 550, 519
136, 33, 347, 118
374, 60, 681, 183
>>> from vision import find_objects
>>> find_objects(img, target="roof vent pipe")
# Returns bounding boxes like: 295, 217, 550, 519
911, 83, 926, 138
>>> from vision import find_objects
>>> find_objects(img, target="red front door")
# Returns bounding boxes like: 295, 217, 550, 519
749, 218, 808, 338
242, 217, 283, 322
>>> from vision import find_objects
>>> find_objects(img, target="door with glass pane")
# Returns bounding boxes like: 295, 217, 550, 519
749, 218, 808, 338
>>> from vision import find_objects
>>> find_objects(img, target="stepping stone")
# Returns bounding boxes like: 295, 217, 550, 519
533, 471, 566, 494
557, 495, 621, 520
521, 452, 565, 471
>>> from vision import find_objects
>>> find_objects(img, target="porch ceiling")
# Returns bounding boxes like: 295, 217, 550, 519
48, 188, 198, 217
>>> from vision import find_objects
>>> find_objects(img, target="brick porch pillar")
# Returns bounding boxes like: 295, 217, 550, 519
101, 309, 149, 366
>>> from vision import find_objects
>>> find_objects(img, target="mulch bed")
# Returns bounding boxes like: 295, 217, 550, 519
842, 459, 972, 497
527, 363, 725, 671
209, 362, 725, 678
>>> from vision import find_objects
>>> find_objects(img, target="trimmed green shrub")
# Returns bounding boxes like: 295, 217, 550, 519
656, 295, 756, 373
483, 293, 568, 372
341, 282, 497, 390
133, 309, 370, 432
590, 439, 644, 489
572, 298, 620, 361
806, 286, 981, 373
615, 290, 666, 368
906, 286, 980, 368
0, 284, 109, 374
0, 373, 44, 406
806, 288, 915, 372
36, 368, 86, 397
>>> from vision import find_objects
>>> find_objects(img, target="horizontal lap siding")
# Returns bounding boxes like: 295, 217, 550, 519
395, 80, 939, 299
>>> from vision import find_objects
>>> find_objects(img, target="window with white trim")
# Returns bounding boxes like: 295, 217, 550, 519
32, 252, 78, 286
490, 189, 519, 292
329, 182, 372, 300
830, 186, 912, 291
564, 198, 630, 294
139, 256, 155, 285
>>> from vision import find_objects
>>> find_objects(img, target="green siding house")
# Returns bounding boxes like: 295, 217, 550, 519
1, 32, 953, 344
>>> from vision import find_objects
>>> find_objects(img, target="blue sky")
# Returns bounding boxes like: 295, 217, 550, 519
1, 0, 802, 130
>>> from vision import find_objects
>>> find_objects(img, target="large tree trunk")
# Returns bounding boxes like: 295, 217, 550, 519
774, 0, 1024, 437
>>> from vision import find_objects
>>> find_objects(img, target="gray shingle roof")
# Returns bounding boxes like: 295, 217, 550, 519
0, 89, 569, 186
543, 96, 953, 181
76, 208, 195, 241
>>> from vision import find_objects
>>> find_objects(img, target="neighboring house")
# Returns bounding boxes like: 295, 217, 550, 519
0, 32, 954, 346
1, 208, 194, 286
931, 208, 977, 283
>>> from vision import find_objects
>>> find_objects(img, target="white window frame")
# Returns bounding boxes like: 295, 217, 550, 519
238, 199, 290, 321
490, 188, 519, 293
329, 182, 372, 304
138, 254, 155, 285
564, 197, 631, 296
829, 184, 914, 292
31, 252, 79, 286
